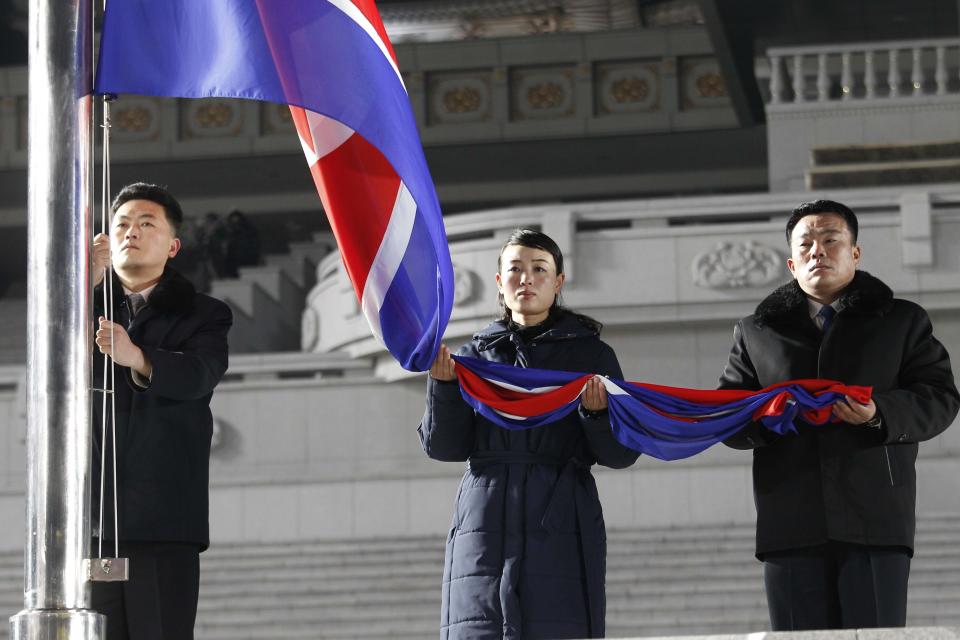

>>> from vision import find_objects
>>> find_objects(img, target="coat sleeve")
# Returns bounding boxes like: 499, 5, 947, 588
579, 342, 639, 469
717, 320, 778, 450
130, 299, 232, 400
417, 348, 477, 462
875, 307, 960, 444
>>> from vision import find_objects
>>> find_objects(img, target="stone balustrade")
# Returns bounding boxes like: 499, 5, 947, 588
760, 38, 960, 191
762, 38, 960, 105
303, 183, 960, 376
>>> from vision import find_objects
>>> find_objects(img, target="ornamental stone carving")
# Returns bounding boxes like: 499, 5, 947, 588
429, 73, 491, 124
527, 82, 566, 110
452, 264, 480, 306
261, 102, 293, 135
443, 86, 483, 114
301, 306, 320, 351
692, 241, 784, 289
182, 99, 243, 138
210, 417, 241, 459
115, 106, 152, 133
612, 77, 649, 103
110, 98, 161, 142
196, 103, 234, 128
695, 72, 726, 98
511, 67, 574, 119
596, 61, 660, 114
681, 57, 729, 109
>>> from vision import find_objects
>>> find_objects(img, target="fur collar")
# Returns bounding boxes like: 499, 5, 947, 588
148, 267, 197, 314
101, 267, 196, 315
753, 270, 893, 326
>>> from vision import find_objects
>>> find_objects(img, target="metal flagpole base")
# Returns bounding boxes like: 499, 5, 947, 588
10, 610, 105, 640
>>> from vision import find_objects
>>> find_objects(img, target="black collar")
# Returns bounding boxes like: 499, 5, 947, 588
753, 270, 893, 327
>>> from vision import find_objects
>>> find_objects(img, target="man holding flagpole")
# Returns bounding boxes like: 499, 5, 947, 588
91, 182, 232, 640
719, 199, 958, 630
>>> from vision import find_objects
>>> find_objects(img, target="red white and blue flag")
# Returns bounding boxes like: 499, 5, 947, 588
95, 0, 453, 371
453, 355, 873, 460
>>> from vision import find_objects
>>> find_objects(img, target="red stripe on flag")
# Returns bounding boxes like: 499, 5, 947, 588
456, 363, 590, 417
347, 0, 399, 67
306, 132, 401, 297
632, 379, 871, 406
290, 107, 315, 155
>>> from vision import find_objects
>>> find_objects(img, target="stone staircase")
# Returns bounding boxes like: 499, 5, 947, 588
806, 140, 960, 190
196, 514, 960, 638
209, 233, 336, 354
0, 515, 956, 638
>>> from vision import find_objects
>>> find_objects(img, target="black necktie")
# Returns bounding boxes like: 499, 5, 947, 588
127, 293, 145, 326
817, 305, 836, 334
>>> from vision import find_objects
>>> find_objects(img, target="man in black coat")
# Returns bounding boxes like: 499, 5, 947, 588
91, 182, 232, 640
719, 199, 959, 631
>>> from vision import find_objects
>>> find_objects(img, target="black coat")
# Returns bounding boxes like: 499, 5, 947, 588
419, 311, 638, 640
93, 268, 232, 550
719, 271, 959, 557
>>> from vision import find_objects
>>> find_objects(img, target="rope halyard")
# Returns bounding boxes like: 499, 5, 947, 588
88, 1, 128, 579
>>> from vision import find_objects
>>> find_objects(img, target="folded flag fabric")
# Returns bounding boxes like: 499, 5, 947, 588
95, 0, 453, 372
453, 355, 873, 461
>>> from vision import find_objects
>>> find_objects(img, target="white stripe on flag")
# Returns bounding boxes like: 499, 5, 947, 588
485, 377, 562, 394
599, 377, 629, 396
296, 109, 355, 165
360, 181, 417, 343
494, 408, 531, 421
325, 0, 406, 91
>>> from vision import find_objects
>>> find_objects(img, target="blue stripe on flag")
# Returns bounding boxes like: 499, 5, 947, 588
379, 212, 449, 371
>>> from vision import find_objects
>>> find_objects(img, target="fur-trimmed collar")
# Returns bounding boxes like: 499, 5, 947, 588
100, 267, 196, 315
753, 270, 893, 326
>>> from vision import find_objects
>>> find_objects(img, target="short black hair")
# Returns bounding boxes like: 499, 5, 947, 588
785, 199, 858, 245
111, 182, 184, 236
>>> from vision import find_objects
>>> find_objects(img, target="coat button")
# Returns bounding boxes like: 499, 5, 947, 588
898, 434, 907, 441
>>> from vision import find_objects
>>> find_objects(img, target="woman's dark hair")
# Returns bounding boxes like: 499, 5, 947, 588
496, 228, 601, 331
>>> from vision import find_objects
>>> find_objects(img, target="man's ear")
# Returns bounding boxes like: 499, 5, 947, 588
852, 244, 861, 265
786, 257, 797, 279
168, 238, 181, 259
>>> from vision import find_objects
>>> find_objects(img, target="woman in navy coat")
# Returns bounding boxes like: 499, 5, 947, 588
419, 229, 638, 639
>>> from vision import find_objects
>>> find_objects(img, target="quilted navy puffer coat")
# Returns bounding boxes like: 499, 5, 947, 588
419, 311, 638, 639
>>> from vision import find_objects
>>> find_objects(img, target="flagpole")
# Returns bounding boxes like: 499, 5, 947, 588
10, 0, 104, 635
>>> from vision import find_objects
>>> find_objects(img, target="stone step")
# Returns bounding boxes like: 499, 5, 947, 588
196, 619, 437, 640
806, 157, 960, 190
812, 140, 960, 166
287, 239, 333, 267
263, 253, 315, 290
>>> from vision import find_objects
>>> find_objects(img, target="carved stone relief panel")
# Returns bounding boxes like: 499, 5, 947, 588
261, 102, 294, 136
301, 306, 320, 351
451, 263, 481, 306
680, 57, 730, 110
111, 97, 162, 142
181, 98, 244, 139
692, 240, 785, 289
427, 70, 493, 125
510, 65, 576, 120
595, 59, 660, 115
